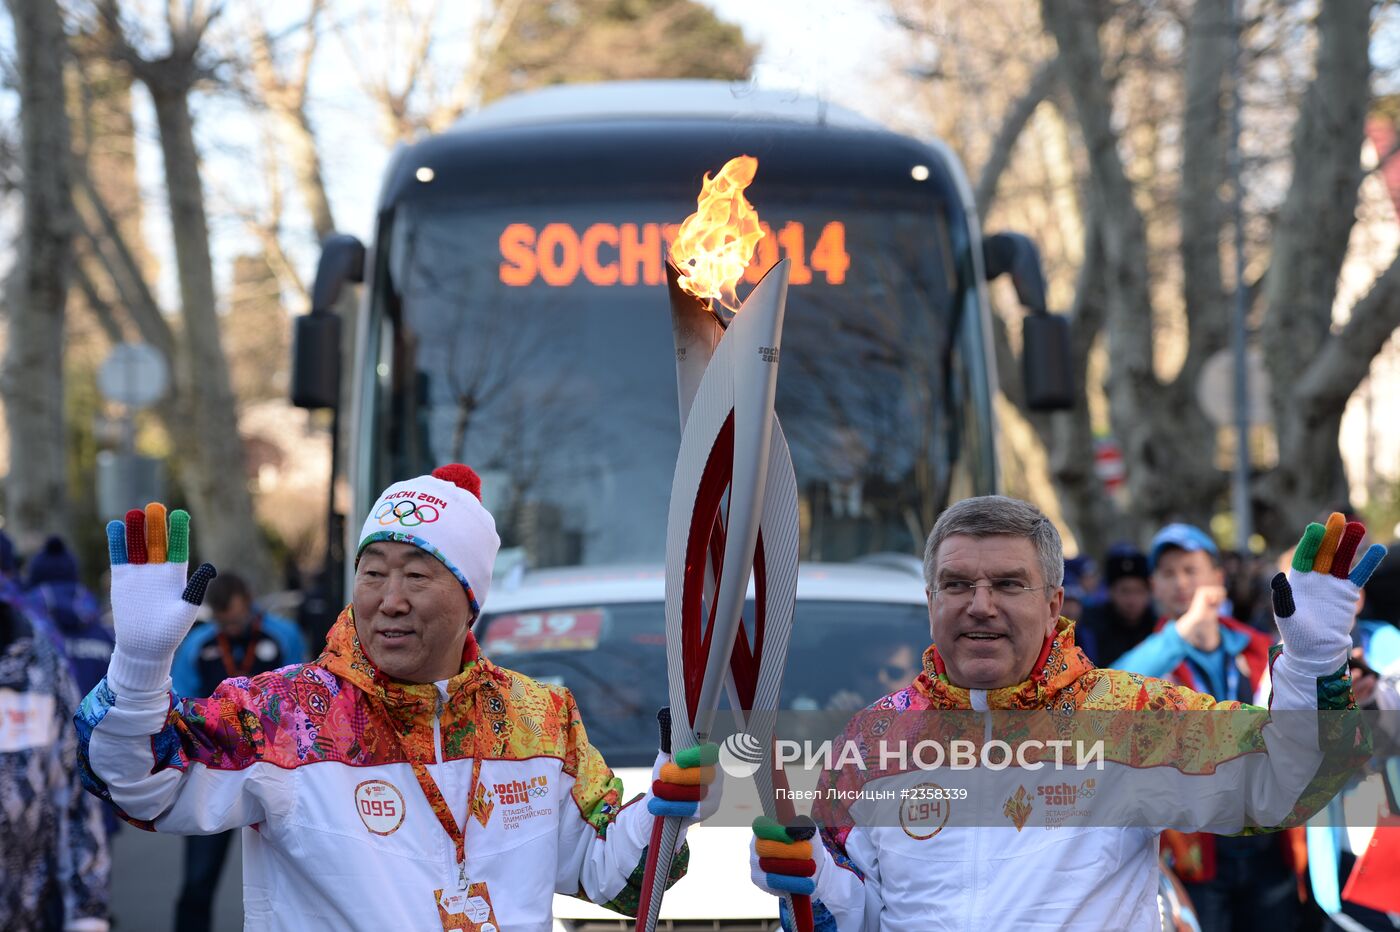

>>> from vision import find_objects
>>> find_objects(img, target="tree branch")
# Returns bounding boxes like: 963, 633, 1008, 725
73, 171, 175, 358
1296, 252, 1400, 419
1040, 0, 1158, 407
1177, 0, 1231, 393
72, 261, 129, 344
399, 0, 439, 107
427, 0, 525, 132
1260, 1, 1371, 395
94, 0, 151, 78
974, 59, 1056, 221
293, 0, 324, 99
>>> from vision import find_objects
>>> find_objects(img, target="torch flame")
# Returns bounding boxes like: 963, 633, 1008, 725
670, 155, 764, 312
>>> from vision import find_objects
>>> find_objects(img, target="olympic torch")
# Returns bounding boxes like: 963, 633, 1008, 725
634, 158, 810, 932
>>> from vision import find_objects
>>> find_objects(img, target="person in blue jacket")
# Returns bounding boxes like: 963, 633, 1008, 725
168, 571, 306, 932
170, 572, 306, 699
1114, 523, 1273, 700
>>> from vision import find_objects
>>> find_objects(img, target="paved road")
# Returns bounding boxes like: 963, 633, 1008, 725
109, 826, 244, 931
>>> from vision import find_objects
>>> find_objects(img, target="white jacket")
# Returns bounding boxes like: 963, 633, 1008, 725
76, 612, 685, 930
793, 623, 1359, 931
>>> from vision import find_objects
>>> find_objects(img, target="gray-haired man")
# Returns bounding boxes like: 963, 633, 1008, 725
749, 495, 1382, 931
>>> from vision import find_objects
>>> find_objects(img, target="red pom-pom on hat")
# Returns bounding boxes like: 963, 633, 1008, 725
432, 464, 483, 500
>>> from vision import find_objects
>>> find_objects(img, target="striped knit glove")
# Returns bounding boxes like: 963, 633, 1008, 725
1271, 513, 1387, 677
105, 504, 217, 694
750, 815, 826, 897
646, 744, 721, 823
646, 708, 721, 825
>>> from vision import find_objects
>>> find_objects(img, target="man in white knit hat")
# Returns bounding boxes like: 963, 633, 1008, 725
76, 465, 716, 931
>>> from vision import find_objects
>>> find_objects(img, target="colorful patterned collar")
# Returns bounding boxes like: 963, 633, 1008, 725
912, 618, 1095, 710
319, 608, 508, 722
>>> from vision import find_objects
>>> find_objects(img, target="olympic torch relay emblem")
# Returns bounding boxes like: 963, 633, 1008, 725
635, 157, 808, 932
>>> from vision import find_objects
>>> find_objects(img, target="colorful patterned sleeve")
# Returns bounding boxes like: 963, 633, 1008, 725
75, 672, 286, 832
553, 687, 687, 916
1258, 646, 1370, 831
1119, 653, 1368, 834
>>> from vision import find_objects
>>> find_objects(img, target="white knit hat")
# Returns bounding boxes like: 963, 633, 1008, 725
356, 464, 500, 617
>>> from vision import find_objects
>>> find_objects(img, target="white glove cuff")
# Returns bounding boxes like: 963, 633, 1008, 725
106, 646, 176, 696
1273, 649, 1349, 682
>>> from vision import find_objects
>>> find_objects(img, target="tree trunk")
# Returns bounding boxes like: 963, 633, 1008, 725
1258, 0, 1373, 542
1044, 0, 1224, 536
277, 104, 336, 243
1177, 0, 1230, 383
148, 84, 273, 590
1045, 219, 1133, 555
2, 0, 75, 551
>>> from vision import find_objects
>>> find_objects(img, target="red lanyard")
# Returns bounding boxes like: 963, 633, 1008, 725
218, 619, 263, 678
402, 696, 483, 890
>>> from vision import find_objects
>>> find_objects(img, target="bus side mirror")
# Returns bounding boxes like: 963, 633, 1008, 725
1022, 313, 1074, 411
291, 313, 341, 409
310, 234, 366, 311
983, 233, 1074, 412
291, 235, 365, 410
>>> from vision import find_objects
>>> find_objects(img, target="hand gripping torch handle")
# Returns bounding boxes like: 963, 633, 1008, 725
636, 709, 682, 932
782, 816, 816, 932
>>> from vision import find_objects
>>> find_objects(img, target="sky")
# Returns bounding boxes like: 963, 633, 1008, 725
7, 0, 1397, 522
118, 0, 900, 310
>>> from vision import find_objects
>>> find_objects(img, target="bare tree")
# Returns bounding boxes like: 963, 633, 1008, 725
341, 0, 525, 146
3, 0, 76, 549
243, 0, 334, 246
1037, 0, 1398, 547
891, 0, 1400, 553
1253, 0, 1389, 542
77, 0, 274, 588
1040, 0, 1225, 541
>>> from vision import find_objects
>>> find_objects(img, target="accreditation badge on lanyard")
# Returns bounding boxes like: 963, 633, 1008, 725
433, 883, 501, 932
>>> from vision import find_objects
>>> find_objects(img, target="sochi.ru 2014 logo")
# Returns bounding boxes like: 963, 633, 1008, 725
355, 779, 406, 835
719, 732, 765, 779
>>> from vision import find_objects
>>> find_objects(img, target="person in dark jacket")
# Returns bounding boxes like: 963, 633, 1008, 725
1081, 546, 1156, 665
23, 537, 114, 698
1, 529, 23, 603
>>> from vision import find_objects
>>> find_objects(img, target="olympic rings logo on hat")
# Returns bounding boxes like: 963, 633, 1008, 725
375, 500, 440, 527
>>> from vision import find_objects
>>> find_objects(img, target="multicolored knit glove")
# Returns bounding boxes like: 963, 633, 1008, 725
1272, 512, 1387, 677
646, 708, 721, 824
750, 815, 825, 897
105, 503, 217, 694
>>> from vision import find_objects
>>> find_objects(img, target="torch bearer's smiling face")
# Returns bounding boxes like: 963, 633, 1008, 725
926, 534, 1063, 690
353, 542, 473, 684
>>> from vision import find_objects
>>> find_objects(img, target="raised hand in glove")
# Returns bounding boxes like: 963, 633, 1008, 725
750, 815, 826, 897
105, 503, 217, 694
1271, 512, 1387, 677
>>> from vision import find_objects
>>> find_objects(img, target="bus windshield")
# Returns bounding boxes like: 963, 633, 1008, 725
474, 598, 932, 767
367, 194, 984, 569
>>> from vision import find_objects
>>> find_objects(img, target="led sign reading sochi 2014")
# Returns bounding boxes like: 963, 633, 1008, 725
498, 220, 850, 289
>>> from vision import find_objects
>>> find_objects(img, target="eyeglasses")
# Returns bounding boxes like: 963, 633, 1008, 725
933, 578, 1052, 602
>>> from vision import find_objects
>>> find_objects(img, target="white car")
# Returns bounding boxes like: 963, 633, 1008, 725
475, 560, 932, 931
